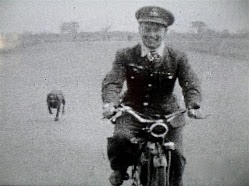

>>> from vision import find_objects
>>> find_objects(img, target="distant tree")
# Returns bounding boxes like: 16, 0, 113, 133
127, 35, 132, 41
100, 24, 112, 41
191, 21, 207, 34
100, 25, 112, 33
237, 29, 249, 37
221, 29, 230, 34
60, 22, 79, 35
220, 29, 230, 37
237, 29, 249, 34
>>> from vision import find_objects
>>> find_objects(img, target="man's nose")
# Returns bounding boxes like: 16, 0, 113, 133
147, 31, 158, 38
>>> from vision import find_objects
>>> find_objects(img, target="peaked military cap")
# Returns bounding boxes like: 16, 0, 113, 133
135, 6, 174, 27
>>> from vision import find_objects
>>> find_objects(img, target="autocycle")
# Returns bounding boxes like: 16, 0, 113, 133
108, 104, 208, 186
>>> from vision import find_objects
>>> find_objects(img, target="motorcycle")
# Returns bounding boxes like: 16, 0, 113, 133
109, 104, 207, 186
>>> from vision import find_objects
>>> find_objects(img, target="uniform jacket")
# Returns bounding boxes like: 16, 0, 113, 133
102, 44, 202, 128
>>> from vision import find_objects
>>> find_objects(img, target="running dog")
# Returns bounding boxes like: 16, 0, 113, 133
47, 90, 65, 121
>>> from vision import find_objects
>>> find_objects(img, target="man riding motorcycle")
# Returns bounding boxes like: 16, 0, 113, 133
102, 6, 203, 186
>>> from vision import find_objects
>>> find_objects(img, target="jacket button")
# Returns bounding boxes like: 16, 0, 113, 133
148, 84, 152, 87
167, 73, 173, 79
150, 74, 153, 77
131, 76, 135, 79
143, 102, 149, 106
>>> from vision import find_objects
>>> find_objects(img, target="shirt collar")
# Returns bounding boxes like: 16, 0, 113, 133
140, 42, 165, 57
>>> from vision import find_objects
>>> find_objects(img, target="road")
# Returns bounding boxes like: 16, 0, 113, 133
0, 41, 249, 185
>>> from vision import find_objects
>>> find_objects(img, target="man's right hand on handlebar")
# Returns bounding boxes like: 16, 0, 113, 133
102, 103, 116, 119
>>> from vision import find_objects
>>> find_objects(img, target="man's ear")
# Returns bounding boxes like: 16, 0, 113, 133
164, 27, 168, 36
138, 24, 142, 34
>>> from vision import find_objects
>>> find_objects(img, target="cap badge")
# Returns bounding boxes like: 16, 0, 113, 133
149, 8, 159, 17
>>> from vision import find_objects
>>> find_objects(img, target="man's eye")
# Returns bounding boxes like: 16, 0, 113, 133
152, 26, 162, 32
154, 28, 160, 32
144, 27, 151, 32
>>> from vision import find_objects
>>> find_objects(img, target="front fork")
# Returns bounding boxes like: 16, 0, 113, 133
148, 142, 167, 167
148, 141, 175, 186
131, 139, 175, 186
147, 141, 175, 167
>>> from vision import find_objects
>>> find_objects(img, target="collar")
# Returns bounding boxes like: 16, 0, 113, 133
140, 42, 165, 57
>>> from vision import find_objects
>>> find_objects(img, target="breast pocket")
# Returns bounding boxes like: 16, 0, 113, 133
153, 69, 176, 90
126, 63, 146, 80
156, 70, 175, 80
126, 63, 148, 89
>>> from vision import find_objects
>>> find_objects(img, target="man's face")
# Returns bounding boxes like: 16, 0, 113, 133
139, 22, 167, 49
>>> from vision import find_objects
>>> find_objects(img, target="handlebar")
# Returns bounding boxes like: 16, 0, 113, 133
109, 104, 188, 123
108, 104, 209, 124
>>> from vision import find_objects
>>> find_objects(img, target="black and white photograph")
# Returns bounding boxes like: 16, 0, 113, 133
0, 0, 248, 185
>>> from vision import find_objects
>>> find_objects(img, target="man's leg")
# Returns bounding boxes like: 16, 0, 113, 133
168, 127, 186, 186
107, 135, 138, 171
107, 113, 140, 185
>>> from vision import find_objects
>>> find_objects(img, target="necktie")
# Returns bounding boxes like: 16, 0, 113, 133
147, 50, 160, 62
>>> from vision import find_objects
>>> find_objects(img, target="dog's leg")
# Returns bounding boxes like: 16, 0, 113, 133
55, 103, 61, 121
62, 99, 65, 114
48, 104, 53, 114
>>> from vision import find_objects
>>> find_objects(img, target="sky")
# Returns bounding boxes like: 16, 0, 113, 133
0, 0, 248, 34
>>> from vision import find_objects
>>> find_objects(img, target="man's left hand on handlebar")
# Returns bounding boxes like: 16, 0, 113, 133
188, 109, 206, 119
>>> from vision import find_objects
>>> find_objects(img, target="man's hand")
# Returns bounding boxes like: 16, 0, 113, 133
188, 109, 206, 119
103, 103, 116, 119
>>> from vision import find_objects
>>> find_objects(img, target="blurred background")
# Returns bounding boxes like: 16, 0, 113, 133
1, 0, 249, 60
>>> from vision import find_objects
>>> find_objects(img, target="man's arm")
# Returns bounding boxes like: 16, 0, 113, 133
102, 49, 126, 108
177, 52, 202, 110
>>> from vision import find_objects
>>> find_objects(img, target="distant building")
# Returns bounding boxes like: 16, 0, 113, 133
0, 33, 20, 50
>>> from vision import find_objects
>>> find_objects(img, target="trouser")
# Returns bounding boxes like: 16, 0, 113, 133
107, 113, 186, 186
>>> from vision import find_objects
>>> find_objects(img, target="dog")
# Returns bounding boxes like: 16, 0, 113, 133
47, 90, 65, 121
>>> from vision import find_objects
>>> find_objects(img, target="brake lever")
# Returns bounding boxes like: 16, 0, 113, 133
164, 109, 187, 122
109, 110, 123, 123
193, 114, 211, 119
164, 109, 210, 122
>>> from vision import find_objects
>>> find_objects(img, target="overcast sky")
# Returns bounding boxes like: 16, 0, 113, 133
0, 0, 248, 34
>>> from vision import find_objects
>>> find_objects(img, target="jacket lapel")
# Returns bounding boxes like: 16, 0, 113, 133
133, 44, 145, 67
134, 43, 142, 57
161, 45, 176, 72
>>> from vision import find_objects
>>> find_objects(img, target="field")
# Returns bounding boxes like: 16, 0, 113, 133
0, 41, 249, 186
